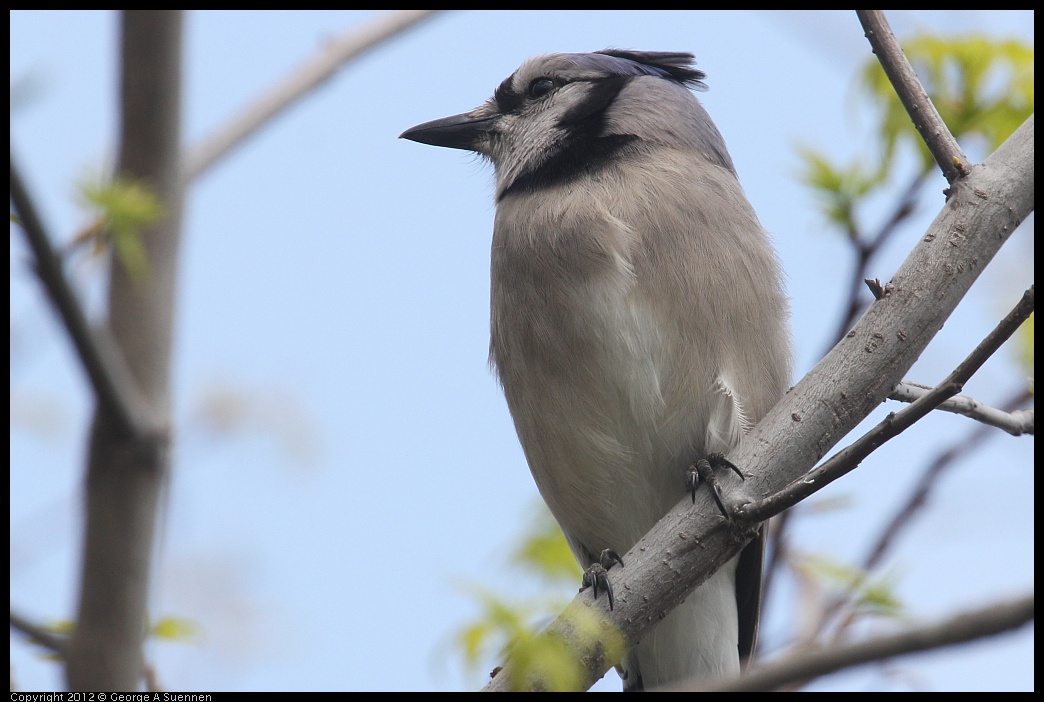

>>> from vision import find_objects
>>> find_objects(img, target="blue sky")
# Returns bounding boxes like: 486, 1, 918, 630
10, 10, 1033, 692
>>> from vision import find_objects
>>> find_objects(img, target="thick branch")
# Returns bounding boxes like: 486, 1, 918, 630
182, 10, 442, 181
741, 285, 1034, 522
482, 115, 1033, 691
856, 10, 969, 183
825, 172, 927, 354
66, 11, 183, 691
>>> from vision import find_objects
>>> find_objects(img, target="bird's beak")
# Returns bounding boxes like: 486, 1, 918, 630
399, 112, 496, 151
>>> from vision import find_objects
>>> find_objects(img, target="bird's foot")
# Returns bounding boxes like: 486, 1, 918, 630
687, 452, 745, 518
580, 548, 624, 610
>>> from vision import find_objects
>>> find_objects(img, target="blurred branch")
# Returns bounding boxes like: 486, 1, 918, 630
183, 9, 443, 181
684, 593, 1034, 691
10, 610, 66, 656
889, 381, 1034, 436
856, 10, 969, 183
803, 386, 1033, 647
16, 10, 447, 689
741, 285, 1034, 523
825, 172, 928, 354
10, 158, 157, 439
864, 386, 1033, 571
66, 11, 183, 691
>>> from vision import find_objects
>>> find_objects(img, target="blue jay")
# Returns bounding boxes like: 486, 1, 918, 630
402, 50, 791, 690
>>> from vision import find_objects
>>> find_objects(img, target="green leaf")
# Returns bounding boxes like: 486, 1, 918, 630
78, 175, 165, 281
862, 35, 1034, 174
1016, 312, 1033, 382
42, 619, 76, 635
510, 505, 583, 583
150, 615, 202, 644
502, 605, 626, 691
451, 504, 625, 690
796, 554, 904, 622
795, 147, 880, 237
452, 585, 536, 670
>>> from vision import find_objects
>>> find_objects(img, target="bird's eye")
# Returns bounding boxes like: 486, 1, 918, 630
528, 78, 555, 99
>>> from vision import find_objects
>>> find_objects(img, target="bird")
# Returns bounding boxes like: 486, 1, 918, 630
401, 49, 792, 690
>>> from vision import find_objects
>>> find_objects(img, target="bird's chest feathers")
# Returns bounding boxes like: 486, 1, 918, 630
489, 200, 667, 424
489, 201, 684, 542
493, 202, 637, 364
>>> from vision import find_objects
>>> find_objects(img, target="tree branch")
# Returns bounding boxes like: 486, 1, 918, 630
825, 172, 928, 354
740, 285, 1034, 523
889, 381, 1034, 436
856, 10, 969, 183
66, 11, 184, 691
863, 387, 1033, 571
10, 610, 67, 657
182, 10, 442, 182
10, 158, 157, 439
682, 593, 1034, 691
482, 113, 1034, 691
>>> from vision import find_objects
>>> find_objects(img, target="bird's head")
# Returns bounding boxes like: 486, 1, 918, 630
401, 50, 734, 200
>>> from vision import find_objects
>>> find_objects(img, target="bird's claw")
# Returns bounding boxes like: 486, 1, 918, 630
687, 452, 744, 518
580, 548, 624, 610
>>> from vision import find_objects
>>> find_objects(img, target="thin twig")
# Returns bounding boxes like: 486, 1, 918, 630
10, 610, 66, 656
739, 286, 1034, 523
889, 381, 1034, 436
10, 157, 157, 439
856, 10, 969, 183
182, 10, 443, 182
864, 387, 1033, 571
806, 387, 1032, 644
678, 593, 1034, 691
